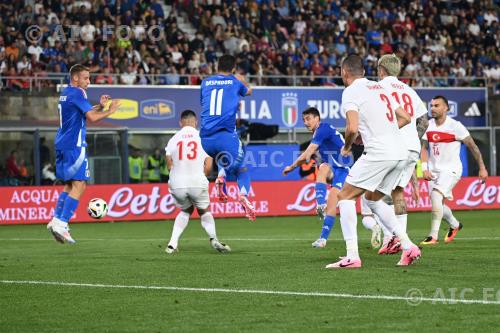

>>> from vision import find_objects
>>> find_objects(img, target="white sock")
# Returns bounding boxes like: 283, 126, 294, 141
443, 204, 459, 228
374, 214, 392, 239
218, 168, 226, 178
366, 199, 414, 250
338, 200, 359, 260
362, 215, 377, 230
430, 190, 444, 239
168, 211, 190, 248
396, 214, 408, 233
200, 212, 217, 239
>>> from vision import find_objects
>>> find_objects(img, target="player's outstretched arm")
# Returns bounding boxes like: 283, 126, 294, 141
341, 110, 358, 156
282, 143, 318, 175
395, 106, 411, 129
462, 136, 488, 182
86, 99, 121, 123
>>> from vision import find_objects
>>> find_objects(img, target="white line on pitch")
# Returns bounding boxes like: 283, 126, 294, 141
0, 280, 498, 305
0, 237, 499, 242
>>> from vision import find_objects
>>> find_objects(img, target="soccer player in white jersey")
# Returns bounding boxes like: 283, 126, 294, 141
360, 54, 430, 254
325, 55, 421, 269
420, 96, 488, 245
164, 110, 230, 254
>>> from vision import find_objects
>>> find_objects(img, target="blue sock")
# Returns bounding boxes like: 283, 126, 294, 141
315, 183, 327, 205
320, 215, 336, 240
236, 169, 251, 196
59, 196, 79, 223
54, 192, 68, 218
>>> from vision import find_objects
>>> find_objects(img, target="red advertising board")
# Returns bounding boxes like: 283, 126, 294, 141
0, 177, 499, 225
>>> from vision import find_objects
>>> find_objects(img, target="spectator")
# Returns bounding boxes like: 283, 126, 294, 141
211, 8, 226, 30
95, 67, 113, 85
6, 67, 23, 91
120, 65, 137, 85
27, 42, 43, 62
0, 0, 496, 88
165, 67, 180, 85
137, 68, 149, 85
16, 55, 31, 72
6, 150, 21, 178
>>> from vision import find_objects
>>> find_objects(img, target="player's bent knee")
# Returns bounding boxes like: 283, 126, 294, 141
338, 186, 359, 201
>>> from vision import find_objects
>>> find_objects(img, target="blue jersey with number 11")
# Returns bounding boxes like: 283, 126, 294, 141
200, 74, 248, 138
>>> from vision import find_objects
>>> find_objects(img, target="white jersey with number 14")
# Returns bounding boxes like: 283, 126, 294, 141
423, 117, 470, 175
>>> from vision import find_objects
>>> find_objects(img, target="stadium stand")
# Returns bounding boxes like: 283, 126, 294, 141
0, 0, 498, 90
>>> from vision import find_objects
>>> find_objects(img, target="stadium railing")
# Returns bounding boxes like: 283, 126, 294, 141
0, 73, 493, 92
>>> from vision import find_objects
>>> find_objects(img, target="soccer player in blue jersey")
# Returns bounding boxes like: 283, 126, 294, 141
283, 107, 351, 248
47, 64, 120, 244
199, 55, 255, 221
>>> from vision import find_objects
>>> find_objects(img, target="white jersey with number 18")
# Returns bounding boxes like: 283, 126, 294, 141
341, 78, 407, 161
378, 76, 428, 153
165, 126, 209, 189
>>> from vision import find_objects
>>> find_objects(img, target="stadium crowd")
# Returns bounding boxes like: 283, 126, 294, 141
0, 0, 498, 90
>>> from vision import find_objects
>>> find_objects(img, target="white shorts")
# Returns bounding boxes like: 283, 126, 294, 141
360, 193, 393, 216
397, 151, 419, 188
346, 155, 406, 196
429, 170, 461, 200
170, 187, 210, 210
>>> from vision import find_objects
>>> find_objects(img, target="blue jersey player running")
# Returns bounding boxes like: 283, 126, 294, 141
283, 107, 351, 248
200, 55, 255, 221
47, 64, 120, 244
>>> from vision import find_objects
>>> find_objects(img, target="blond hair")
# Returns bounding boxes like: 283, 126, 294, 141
378, 54, 401, 77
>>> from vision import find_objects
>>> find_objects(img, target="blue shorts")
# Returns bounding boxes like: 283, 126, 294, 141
201, 131, 245, 175
330, 167, 349, 190
56, 147, 90, 181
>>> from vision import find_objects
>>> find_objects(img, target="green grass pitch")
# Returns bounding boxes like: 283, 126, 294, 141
1, 210, 499, 332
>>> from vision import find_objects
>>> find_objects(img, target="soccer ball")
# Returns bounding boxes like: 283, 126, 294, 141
87, 198, 108, 219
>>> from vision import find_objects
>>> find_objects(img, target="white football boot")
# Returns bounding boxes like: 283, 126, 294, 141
47, 218, 76, 244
